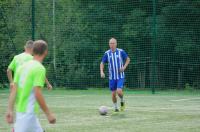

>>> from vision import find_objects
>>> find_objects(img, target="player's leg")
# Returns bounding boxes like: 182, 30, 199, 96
117, 88, 125, 111
14, 113, 43, 132
112, 91, 119, 112
32, 114, 44, 132
14, 113, 32, 132
117, 78, 125, 111
109, 80, 119, 112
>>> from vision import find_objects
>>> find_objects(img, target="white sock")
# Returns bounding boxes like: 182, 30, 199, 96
114, 103, 118, 109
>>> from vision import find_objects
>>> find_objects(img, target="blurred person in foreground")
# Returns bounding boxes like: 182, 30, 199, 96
6, 40, 56, 132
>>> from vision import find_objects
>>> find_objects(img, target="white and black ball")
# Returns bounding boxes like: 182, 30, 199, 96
99, 106, 108, 115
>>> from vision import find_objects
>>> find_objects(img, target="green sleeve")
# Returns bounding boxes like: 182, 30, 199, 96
8, 57, 16, 71
33, 67, 46, 88
14, 68, 20, 83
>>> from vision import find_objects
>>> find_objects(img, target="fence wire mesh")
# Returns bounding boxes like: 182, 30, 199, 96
0, 0, 200, 91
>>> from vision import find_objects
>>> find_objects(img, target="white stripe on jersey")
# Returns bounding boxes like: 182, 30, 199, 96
111, 53, 116, 80
114, 52, 119, 79
107, 52, 112, 80
118, 50, 123, 78
118, 49, 125, 77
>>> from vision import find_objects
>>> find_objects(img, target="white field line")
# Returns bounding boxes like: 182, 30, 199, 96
44, 95, 165, 98
170, 98, 200, 102
0, 93, 7, 96
46, 96, 65, 99
48, 105, 168, 111
45, 95, 87, 98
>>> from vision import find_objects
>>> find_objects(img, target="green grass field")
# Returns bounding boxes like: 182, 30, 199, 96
1, 89, 200, 132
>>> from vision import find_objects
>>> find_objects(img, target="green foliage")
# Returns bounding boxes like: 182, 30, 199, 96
0, 0, 200, 89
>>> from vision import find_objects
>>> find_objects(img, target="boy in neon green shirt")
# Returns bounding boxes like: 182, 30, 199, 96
7, 40, 33, 89
7, 40, 52, 90
6, 40, 56, 132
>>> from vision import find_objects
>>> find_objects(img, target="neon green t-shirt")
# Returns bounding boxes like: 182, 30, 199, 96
14, 60, 46, 113
8, 52, 33, 73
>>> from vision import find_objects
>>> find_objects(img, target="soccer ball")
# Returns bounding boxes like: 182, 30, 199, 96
99, 106, 108, 115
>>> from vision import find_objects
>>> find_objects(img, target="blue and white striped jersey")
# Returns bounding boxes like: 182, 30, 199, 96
102, 48, 128, 80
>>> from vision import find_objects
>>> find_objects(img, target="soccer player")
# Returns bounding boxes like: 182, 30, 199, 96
6, 40, 56, 132
7, 40, 52, 90
100, 38, 130, 112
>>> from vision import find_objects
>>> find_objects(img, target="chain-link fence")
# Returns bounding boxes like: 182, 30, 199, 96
0, 0, 200, 92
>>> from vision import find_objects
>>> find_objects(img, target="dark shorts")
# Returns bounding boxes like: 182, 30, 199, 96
109, 78, 124, 91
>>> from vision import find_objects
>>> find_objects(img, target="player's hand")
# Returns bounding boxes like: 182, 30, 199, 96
100, 72, 105, 78
47, 84, 53, 90
120, 67, 125, 72
6, 110, 14, 124
47, 113, 56, 124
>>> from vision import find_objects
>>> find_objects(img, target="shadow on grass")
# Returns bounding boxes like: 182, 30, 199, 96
110, 112, 126, 119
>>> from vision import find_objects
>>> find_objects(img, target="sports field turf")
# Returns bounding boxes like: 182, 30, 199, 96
1, 89, 200, 132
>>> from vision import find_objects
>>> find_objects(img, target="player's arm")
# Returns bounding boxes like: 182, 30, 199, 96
122, 57, 130, 71
7, 84, 17, 112
45, 77, 52, 90
7, 57, 16, 89
6, 69, 19, 124
120, 50, 130, 72
100, 62, 105, 78
6, 83, 17, 124
33, 68, 56, 123
7, 68, 13, 84
34, 87, 56, 124
100, 53, 108, 78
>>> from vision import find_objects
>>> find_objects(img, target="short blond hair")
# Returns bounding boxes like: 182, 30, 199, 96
109, 38, 117, 44
24, 40, 34, 49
